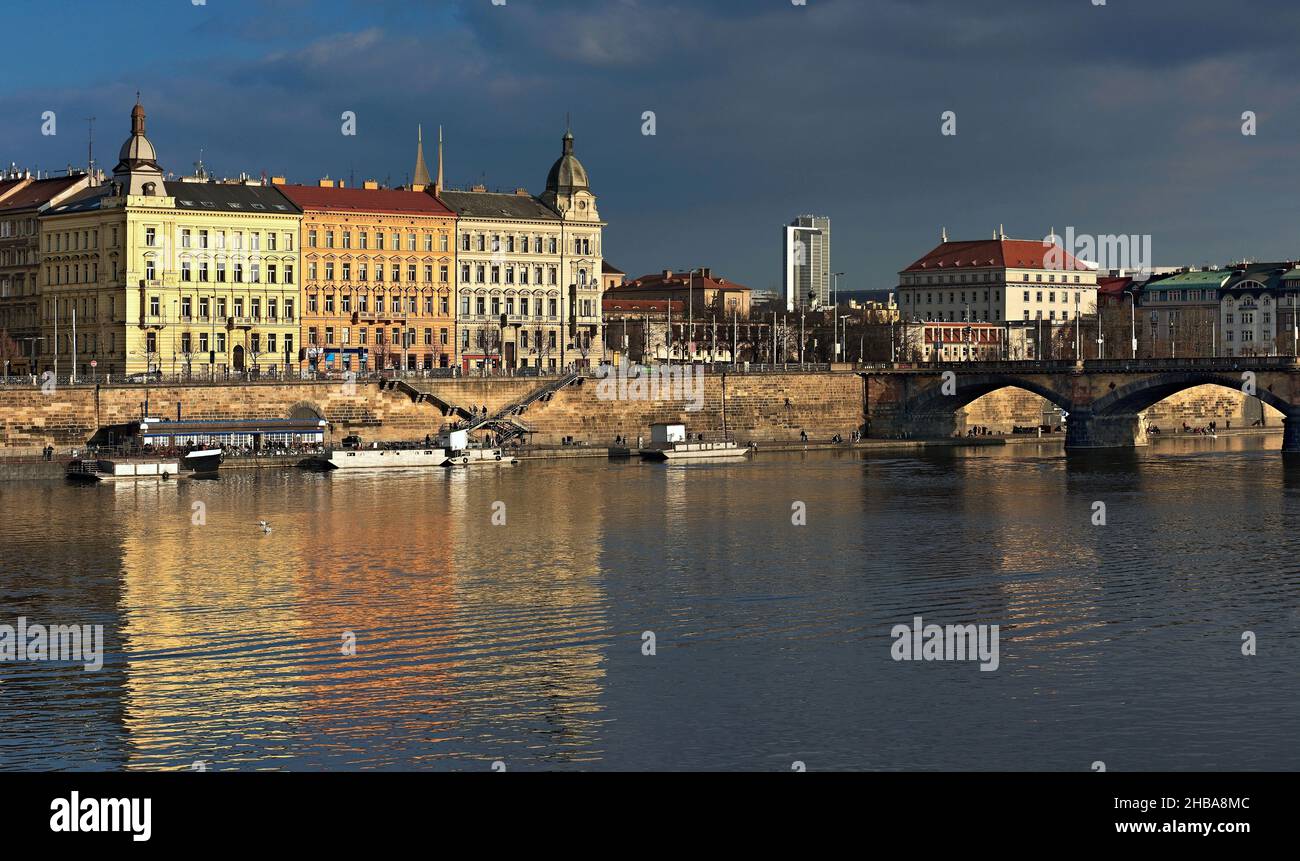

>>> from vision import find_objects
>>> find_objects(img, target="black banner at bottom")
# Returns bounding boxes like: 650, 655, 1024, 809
0, 771, 1280, 848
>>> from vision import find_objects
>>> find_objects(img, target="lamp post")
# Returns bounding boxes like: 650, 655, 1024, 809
832, 272, 845, 359
1124, 288, 1138, 359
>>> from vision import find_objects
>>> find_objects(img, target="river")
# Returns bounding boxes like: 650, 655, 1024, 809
1, 435, 1297, 771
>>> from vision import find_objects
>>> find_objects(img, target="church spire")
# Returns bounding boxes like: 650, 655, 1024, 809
412, 125, 431, 188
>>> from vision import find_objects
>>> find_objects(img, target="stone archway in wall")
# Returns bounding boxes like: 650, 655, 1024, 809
289, 401, 326, 421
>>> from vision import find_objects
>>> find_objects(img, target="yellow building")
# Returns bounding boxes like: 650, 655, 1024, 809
277, 172, 457, 372
38, 100, 303, 379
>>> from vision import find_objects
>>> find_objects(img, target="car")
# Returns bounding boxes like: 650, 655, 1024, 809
125, 371, 162, 383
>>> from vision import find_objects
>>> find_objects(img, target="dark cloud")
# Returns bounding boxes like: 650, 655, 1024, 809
4, 0, 1300, 290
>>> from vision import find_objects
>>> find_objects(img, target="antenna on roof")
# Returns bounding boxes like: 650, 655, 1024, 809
86, 116, 95, 177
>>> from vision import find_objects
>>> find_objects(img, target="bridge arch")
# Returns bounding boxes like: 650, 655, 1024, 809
1089, 372, 1293, 418
907, 373, 1074, 417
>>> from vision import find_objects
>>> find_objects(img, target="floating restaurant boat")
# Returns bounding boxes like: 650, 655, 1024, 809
638, 423, 752, 462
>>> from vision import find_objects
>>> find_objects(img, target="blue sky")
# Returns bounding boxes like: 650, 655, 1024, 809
6, 0, 1300, 294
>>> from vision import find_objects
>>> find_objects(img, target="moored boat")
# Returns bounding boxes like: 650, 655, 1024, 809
639, 440, 752, 461
66, 457, 181, 482
307, 447, 450, 470
444, 446, 519, 466
182, 448, 224, 475
638, 422, 751, 462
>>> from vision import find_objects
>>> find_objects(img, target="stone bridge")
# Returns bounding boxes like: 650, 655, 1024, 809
861, 357, 1300, 452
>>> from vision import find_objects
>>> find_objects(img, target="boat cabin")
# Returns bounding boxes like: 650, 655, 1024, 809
650, 423, 687, 444
92, 418, 329, 452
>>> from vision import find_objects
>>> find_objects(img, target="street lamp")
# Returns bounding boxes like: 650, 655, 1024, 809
832, 272, 845, 358
1123, 288, 1138, 359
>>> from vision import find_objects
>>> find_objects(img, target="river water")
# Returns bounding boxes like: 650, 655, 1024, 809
1, 435, 1297, 771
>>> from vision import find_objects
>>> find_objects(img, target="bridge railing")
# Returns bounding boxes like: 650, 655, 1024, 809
1083, 356, 1300, 372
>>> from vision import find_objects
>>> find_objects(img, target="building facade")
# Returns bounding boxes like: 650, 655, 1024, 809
0, 171, 93, 373
783, 214, 831, 311
38, 101, 304, 378
1215, 263, 1300, 357
440, 130, 606, 372
897, 233, 1100, 328
278, 180, 456, 372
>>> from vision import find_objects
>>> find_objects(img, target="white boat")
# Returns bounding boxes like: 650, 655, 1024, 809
638, 423, 752, 461
311, 447, 450, 470
437, 428, 519, 466
67, 457, 181, 482
444, 447, 519, 466
640, 441, 752, 461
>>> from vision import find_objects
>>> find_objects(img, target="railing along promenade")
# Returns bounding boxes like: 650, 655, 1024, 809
3, 356, 1299, 389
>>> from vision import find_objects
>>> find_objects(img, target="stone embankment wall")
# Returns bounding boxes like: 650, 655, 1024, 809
0, 374, 1277, 455
0, 372, 865, 453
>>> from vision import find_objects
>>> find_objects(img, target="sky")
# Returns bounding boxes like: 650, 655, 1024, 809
5, 0, 1300, 295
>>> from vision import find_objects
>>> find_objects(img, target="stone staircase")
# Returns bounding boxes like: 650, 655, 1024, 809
459, 371, 581, 442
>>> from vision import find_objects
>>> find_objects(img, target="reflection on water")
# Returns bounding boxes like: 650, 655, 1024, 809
2, 435, 1298, 771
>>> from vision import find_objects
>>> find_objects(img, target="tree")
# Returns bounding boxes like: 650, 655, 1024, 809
0, 329, 22, 376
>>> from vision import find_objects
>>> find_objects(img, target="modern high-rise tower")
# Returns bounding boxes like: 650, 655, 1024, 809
783, 214, 830, 311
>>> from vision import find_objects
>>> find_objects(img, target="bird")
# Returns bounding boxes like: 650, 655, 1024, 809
256, 520, 272, 534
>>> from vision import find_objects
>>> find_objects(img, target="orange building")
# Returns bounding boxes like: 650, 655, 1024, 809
277, 179, 457, 372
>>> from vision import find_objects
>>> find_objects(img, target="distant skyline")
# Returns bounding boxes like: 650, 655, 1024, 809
6, 0, 1300, 294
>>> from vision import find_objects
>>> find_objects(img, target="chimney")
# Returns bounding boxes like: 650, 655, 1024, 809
363, 180, 379, 190
471, 183, 487, 192
411, 183, 425, 192
662, 269, 673, 279
318, 178, 335, 188
270, 176, 286, 185
515, 187, 529, 196
700, 267, 712, 280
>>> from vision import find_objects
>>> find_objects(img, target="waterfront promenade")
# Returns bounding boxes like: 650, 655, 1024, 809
0, 359, 1291, 468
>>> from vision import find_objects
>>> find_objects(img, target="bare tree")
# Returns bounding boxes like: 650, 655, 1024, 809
0, 329, 22, 377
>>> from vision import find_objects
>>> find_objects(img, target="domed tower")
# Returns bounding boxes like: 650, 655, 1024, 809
541, 129, 598, 223
112, 96, 165, 196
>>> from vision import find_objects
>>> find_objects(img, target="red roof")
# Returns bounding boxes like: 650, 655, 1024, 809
902, 238, 1087, 272
1096, 276, 1134, 296
276, 183, 454, 216
621, 268, 750, 292
603, 297, 685, 314
0, 175, 87, 212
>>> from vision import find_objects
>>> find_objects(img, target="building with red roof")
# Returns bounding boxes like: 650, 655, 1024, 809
607, 268, 751, 318
896, 231, 1100, 335
0, 171, 95, 372
275, 179, 457, 371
